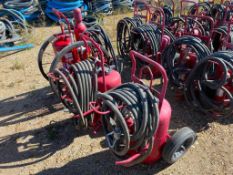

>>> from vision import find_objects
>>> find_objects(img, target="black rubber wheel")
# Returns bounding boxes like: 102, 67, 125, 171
162, 127, 196, 164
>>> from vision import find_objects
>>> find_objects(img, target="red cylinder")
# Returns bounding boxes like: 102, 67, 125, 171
53, 35, 71, 53
53, 35, 73, 64
160, 35, 171, 52
143, 99, 172, 164
53, 35, 71, 52
97, 70, 122, 92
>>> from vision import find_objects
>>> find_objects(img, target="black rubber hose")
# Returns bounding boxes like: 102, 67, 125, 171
164, 27, 176, 43
212, 25, 227, 52
161, 36, 211, 88
52, 68, 82, 115
163, 5, 173, 26
117, 17, 142, 58
75, 60, 96, 125
37, 32, 69, 80
49, 59, 97, 126
49, 41, 90, 94
86, 24, 118, 70
184, 51, 233, 117
97, 82, 159, 167
38, 24, 115, 80
70, 64, 84, 111
166, 16, 207, 40
188, 2, 211, 16
130, 24, 161, 61
166, 16, 185, 37
210, 4, 225, 26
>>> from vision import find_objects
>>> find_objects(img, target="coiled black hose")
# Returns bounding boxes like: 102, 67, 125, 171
163, 5, 173, 26
188, 2, 211, 16
212, 25, 233, 51
161, 36, 211, 88
212, 25, 227, 52
86, 24, 118, 70
117, 17, 142, 57
117, 15, 175, 60
49, 40, 114, 75
97, 82, 159, 167
167, 16, 207, 40
210, 4, 225, 27
50, 59, 97, 126
164, 27, 176, 43
166, 16, 185, 36
184, 51, 233, 117
38, 24, 116, 81
130, 24, 161, 61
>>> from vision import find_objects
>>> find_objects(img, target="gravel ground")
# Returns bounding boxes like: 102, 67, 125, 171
0, 14, 233, 175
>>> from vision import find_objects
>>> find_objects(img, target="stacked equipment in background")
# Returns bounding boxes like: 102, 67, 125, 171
1, 0, 43, 21
0, 8, 34, 53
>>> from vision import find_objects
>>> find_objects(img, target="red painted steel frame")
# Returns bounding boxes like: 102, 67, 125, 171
130, 50, 168, 110
72, 34, 109, 120
150, 6, 166, 42
52, 8, 72, 36
183, 15, 214, 46
115, 51, 171, 165
80, 34, 107, 92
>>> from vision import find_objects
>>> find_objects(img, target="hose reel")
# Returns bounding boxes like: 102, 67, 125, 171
161, 36, 211, 88
185, 51, 233, 117
97, 82, 159, 166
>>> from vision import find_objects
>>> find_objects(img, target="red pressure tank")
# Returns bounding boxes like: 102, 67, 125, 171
53, 35, 72, 64
53, 35, 71, 52
143, 99, 172, 164
97, 69, 122, 92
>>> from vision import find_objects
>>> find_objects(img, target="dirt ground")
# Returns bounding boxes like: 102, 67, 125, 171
0, 14, 233, 175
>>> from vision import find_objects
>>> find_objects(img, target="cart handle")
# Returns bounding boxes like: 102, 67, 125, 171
130, 50, 168, 108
